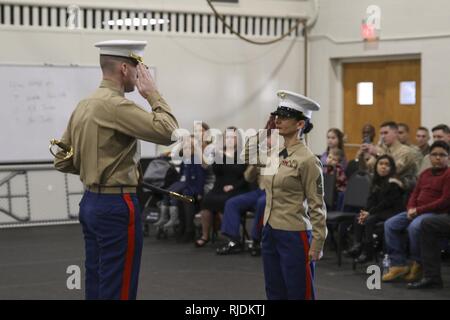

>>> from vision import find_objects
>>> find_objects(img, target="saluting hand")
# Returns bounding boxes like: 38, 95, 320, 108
136, 63, 157, 100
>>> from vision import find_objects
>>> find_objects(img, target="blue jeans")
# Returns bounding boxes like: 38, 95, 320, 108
384, 211, 438, 266
220, 189, 265, 242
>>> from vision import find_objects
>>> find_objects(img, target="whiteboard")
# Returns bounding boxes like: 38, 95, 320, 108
0, 64, 157, 163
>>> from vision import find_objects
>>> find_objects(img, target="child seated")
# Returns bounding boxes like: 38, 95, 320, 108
154, 136, 206, 239
323, 149, 347, 210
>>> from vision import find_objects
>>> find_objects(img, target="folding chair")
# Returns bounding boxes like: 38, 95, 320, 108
327, 171, 372, 266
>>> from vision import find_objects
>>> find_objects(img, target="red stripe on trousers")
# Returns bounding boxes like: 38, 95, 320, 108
299, 231, 312, 300
257, 216, 264, 229
121, 193, 135, 300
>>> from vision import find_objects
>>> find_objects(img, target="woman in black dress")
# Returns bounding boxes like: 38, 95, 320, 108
195, 127, 248, 247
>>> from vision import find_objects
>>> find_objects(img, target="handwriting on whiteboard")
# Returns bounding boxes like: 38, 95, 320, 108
9, 80, 67, 125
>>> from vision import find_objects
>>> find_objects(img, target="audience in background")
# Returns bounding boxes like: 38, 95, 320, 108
382, 141, 450, 283
193, 121, 216, 196
323, 148, 347, 210
195, 127, 248, 248
346, 124, 376, 177
153, 136, 206, 241
216, 164, 266, 255
408, 141, 450, 289
345, 155, 405, 264
216, 118, 277, 256
398, 123, 412, 146
419, 124, 450, 174
398, 123, 424, 164
148, 119, 450, 291
415, 126, 431, 157
320, 128, 347, 169
366, 121, 419, 192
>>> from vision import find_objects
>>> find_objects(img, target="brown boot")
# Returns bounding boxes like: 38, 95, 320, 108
382, 266, 410, 282
404, 262, 422, 282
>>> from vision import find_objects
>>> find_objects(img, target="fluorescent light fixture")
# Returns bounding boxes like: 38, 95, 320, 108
104, 18, 170, 27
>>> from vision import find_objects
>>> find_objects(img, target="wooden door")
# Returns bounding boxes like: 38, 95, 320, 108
343, 60, 421, 160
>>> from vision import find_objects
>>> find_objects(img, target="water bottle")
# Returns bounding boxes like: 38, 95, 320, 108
382, 254, 391, 275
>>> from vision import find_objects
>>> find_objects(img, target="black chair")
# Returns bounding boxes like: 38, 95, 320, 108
323, 172, 337, 210
351, 220, 385, 270
327, 171, 372, 266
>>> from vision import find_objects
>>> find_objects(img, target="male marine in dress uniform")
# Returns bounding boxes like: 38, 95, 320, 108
54, 40, 179, 299
365, 121, 419, 191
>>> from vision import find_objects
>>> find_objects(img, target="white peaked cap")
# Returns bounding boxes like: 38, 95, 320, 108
274, 90, 320, 119
94, 40, 147, 63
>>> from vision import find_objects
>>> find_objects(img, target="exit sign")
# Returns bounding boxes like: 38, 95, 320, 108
361, 22, 378, 41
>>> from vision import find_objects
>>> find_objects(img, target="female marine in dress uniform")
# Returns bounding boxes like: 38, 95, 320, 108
261, 90, 327, 300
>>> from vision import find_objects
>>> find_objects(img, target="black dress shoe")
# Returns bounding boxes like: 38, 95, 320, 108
407, 278, 443, 290
216, 241, 242, 255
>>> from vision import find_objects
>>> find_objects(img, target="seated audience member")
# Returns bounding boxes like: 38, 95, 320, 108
347, 124, 376, 176
215, 118, 276, 255
194, 121, 216, 196
382, 141, 450, 282
415, 126, 431, 157
419, 124, 450, 174
345, 155, 405, 263
398, 123, 412, 146
323, 149, 347, 210
399, 123, 423, 164
195, 127, 248, 247
320, 128, 347, 169
216, 164, 266, 256
366, 121, 419, 192
409, 215, 450, 289
407, 141, 450, 289
154, 136, 206, 237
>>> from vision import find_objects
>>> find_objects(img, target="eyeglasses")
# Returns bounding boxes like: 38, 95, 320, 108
430, 152, 449, 158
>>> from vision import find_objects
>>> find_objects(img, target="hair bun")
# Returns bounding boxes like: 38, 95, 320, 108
303, 122, 313, 134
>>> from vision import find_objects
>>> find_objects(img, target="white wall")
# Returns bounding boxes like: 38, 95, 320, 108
307, 0, 450, 154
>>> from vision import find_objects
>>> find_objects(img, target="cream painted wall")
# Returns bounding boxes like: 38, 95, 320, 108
307, 0, 450, 154
0, 0, 310, 149
0, 29, 304, 137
